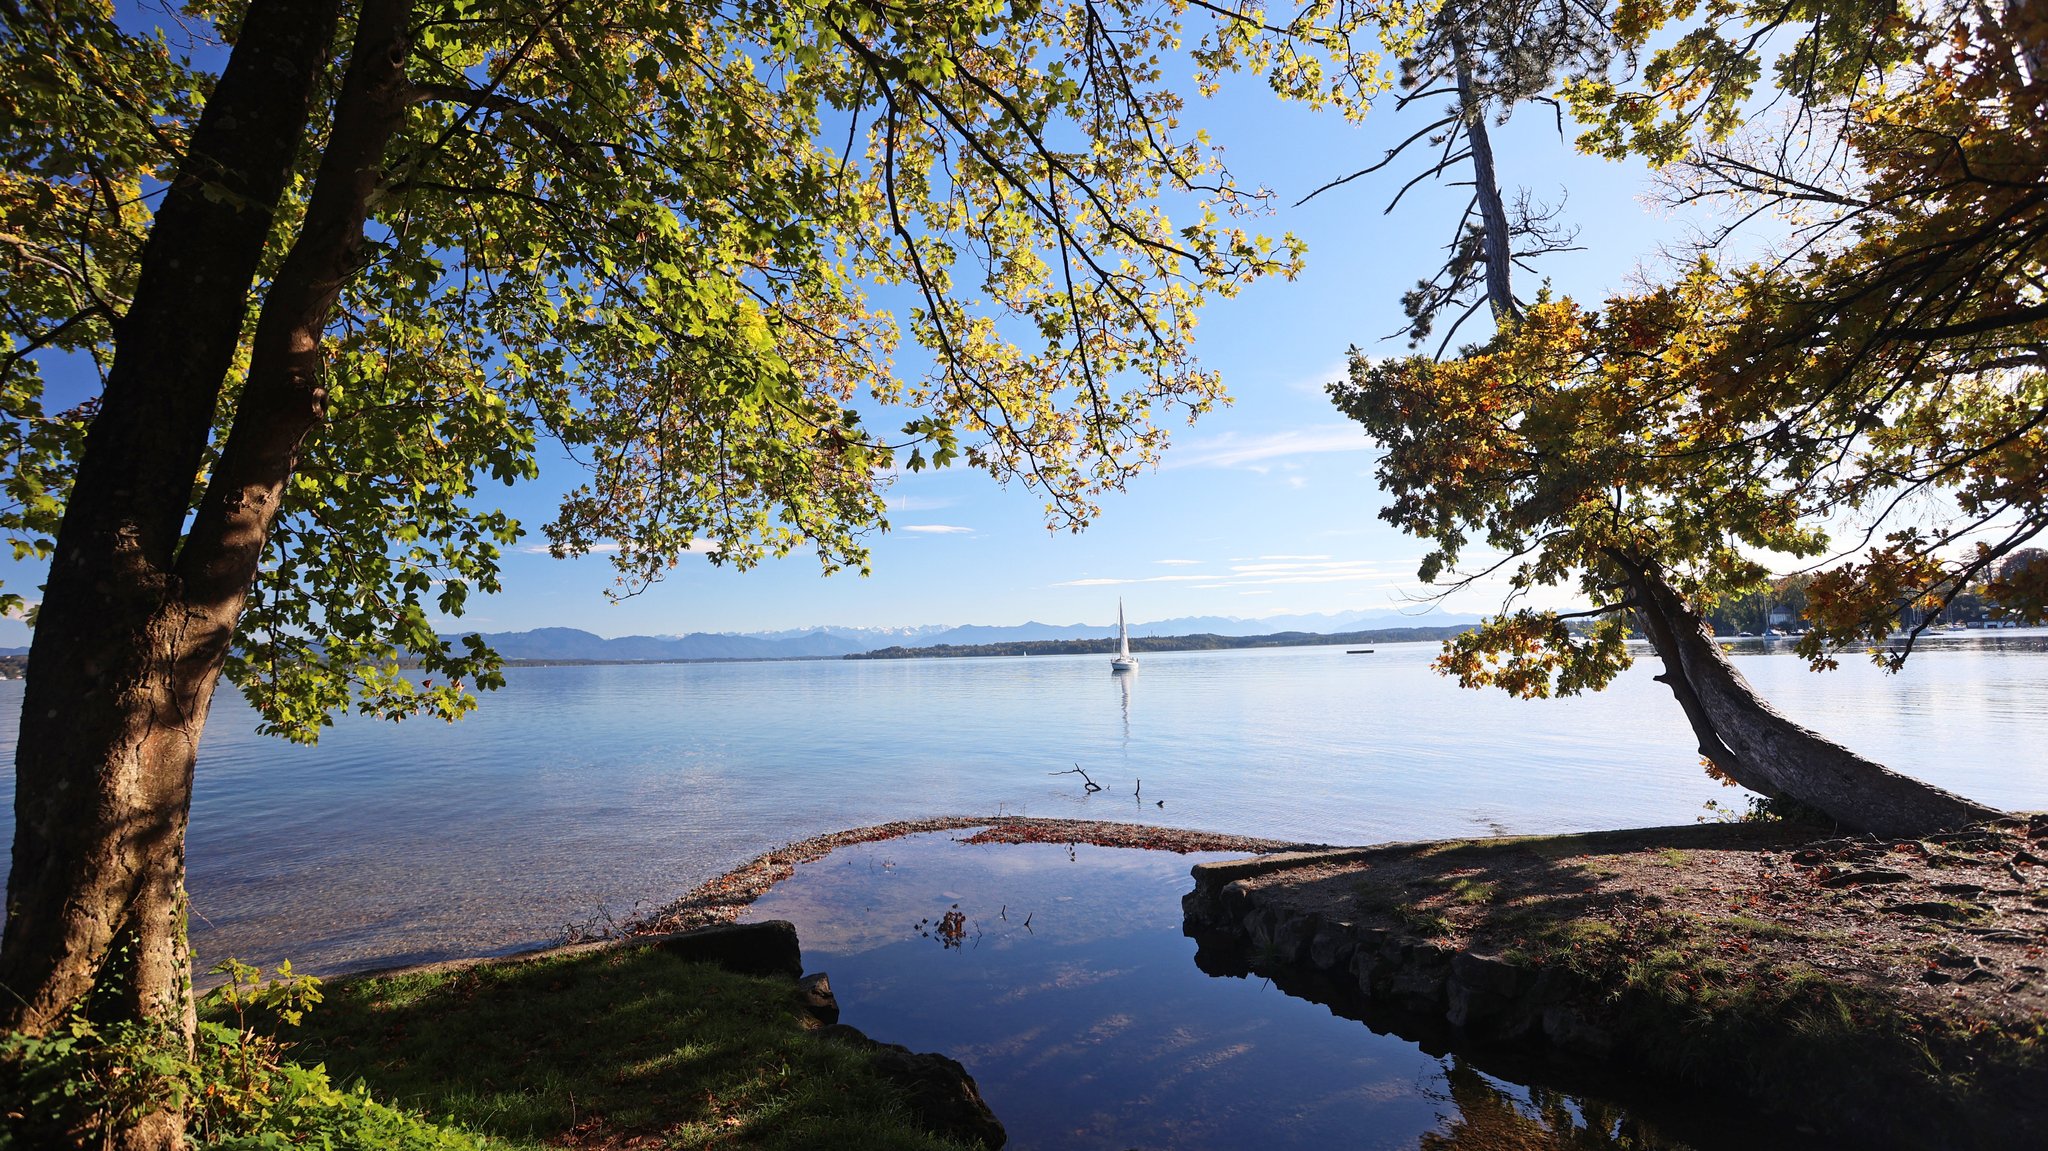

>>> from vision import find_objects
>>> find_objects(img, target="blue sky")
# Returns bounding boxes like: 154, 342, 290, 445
1, 31, 1692, 645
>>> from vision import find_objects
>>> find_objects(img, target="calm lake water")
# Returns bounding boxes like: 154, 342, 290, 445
742, 830, 1798, 1151
1, 633, 2044, 974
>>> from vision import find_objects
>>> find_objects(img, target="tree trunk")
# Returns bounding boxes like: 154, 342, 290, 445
2, 0, 342, 1033
1622, 557, 2006, 836
1, 1, 411, 1147
1449, 28, 1519, 327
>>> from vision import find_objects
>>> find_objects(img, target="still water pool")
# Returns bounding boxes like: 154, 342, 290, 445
742, 829, 1800, 1151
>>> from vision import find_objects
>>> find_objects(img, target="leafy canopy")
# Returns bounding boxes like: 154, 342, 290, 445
1336, 0, 2047, 693
2, 0, 1428, 739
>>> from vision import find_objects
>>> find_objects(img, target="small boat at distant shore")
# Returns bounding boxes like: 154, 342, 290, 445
1112, 599, 1138, 672
1347, 649, 1374, 654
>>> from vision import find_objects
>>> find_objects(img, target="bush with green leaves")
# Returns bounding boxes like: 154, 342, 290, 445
1, 960, 487, 1150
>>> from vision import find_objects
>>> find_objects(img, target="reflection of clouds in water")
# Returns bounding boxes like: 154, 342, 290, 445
993, 963, 1137, 1005
726, 829, 1732, 1151
1183, 1041, 1255, 1072
948, 1023, 1051, 1064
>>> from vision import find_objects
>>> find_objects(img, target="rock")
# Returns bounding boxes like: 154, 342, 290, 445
1385, 943, 1451, 1013
1446, 951, 1529, 1033
1349, 939, 1384, 1000
818, 1024, 1006, 1148
1445, 980, 1497, 1031
1541, 1004, 1614, 1057
1308, 921, 1357, 972
1270, 911, 1322, 964
1818, 868, 1911, 888
651, 919, 802, 979
1883, 900, 1977, 920
1242, 905, 1277, 949
799, 972, 839, 1024
1450, 950, 1526, 998
1217, 879, 1254, 922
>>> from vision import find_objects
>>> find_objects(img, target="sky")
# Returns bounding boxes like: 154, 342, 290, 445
0, 18, 1710, 645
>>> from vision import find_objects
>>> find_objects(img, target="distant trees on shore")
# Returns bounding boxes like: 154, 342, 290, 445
847, 626, 1475, 660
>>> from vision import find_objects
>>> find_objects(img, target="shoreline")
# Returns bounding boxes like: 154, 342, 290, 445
347, 815, 1328, 985
1183, 818, 2048, 1150
330, 813, 2046, 1148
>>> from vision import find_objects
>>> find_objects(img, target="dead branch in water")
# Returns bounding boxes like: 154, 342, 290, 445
1052, 764, 1103, 792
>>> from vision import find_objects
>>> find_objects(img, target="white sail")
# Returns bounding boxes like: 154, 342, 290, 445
1112, 598, 1138, 671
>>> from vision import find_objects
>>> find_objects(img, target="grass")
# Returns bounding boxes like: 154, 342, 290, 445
1393, 905, 1454, 938
1437, 875, 1499, 905
282, 946, 985, 1150
1714, 914, 1808, 941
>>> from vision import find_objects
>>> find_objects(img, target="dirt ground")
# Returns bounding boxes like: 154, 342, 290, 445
627, 812, 2048, 1042
1208, 816, 2048, 1041
623, 815, 1322, 937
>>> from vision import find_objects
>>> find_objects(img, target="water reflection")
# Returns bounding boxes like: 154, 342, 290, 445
1118, 669, 1133, 748
1424, 1059, 1698, 1150
6, 634, 2042, 976
741, 831, 1789, 1151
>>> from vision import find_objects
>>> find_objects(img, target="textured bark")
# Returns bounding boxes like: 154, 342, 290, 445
1622, 557, 2006, 836
1, 1, 413, 1147
1449, 29, 1519, 327
2, 0, 343, 1034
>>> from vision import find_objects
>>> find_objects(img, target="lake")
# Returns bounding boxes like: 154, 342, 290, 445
741, 829, 1806, 1150
2, 632, 2044, 974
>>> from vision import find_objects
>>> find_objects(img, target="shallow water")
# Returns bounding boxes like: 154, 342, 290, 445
1, 632, 2044, 974
741, 829, 1791, 1151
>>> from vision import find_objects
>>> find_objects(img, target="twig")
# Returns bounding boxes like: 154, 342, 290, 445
1052, 764, 1103, 793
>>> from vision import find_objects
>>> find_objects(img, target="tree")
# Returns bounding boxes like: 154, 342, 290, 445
1331, 0, 2042, 834
1300, 0, 1614, 351
1987, 547, 2046, 619
0, 1, 1414, 1144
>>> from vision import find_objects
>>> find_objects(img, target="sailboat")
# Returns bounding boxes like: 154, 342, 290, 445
1111, 598, 1139, 672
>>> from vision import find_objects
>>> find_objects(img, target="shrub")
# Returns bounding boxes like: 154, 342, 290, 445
1, 959, 488, 1150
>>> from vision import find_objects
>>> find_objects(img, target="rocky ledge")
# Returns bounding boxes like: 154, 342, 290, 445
1182, 820, 2048, 1151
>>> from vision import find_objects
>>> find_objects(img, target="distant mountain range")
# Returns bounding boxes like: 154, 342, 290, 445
0, 613, 1481, 668
459, 627, 874, 662
450, 609, 1479, 663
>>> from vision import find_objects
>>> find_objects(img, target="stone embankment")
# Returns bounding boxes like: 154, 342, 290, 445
1185, 850, 1621, 1054
1182, 822, 2048, 1151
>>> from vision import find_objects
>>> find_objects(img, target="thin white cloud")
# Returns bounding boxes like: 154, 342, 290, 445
1163, 425, 1372, 471
1153, 558, 1202, 566
900, 524, 973, 535
888, 494, 958, 512
1063, 556, 1406, 593
1052, 574, 1213, 587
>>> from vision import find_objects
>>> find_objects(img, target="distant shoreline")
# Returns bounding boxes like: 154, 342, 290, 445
0, 629, 1467, 678
845, 625, 1474, 660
